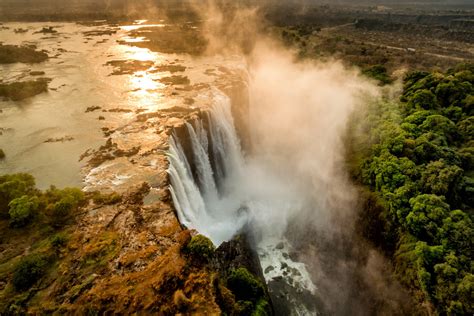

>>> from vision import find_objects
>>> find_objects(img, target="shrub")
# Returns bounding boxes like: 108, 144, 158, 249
45, 187, 85, 227
50, 233, 68, 253
12, 254, 48, 291
51, 198, 74, 227
0, 173, 36, 217
227, 267, 265, 302
8, 195, 38, 227
0, 149, 5, 159
185, 234, 215, 261
252, 299, 271, 316
362, 64, 393, 85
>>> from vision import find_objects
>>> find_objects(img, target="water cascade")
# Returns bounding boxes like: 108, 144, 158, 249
167, 89, 317, 314
167, 90, 247, 245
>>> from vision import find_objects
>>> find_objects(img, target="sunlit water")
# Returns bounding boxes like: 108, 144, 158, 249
0, 21, 175, 188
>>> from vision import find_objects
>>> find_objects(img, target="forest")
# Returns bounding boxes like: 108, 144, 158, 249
349, 63, 473, 314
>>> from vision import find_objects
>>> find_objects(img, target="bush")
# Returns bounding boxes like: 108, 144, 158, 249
362, 64, 393, 85
50, 233, 68, 253
185, 234, 215, 261
12, 254, 48, 291
8, 195, 39, 227
227, 268, 265, 302
0, 149, 5, 159
0, 173, 36, 217
45, 187, 85, 227
252, 299, 271, 316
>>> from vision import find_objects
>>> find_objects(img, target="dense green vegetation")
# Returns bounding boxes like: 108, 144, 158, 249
185, 234, 216, 262
184, 235, 271, 315
350, 64, 473, 314
0, 173, 85, 228
0, 173, 126, 313
362, 64, 393, 85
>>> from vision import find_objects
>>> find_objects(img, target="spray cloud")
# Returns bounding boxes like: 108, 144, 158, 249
166, 1, 419, 314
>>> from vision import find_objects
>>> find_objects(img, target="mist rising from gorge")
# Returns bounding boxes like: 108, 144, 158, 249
163, 2, 421, 314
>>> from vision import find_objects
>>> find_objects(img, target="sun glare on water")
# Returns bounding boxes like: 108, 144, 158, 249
128, 47, 157, 61
130, 71, 159, 91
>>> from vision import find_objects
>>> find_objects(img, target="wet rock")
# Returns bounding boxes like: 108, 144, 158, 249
150, 64, 186, 74
85, 138, 141, 167
30, 71, 45, 76
264, 265, 275, 274
0, 127, 14, 135
34, 26, 57, 34
105, 60, 154, 75
85, 106, 101, 113
0, 44, 48, 64
106, 108, 133, 113
0, 78, 50, 101
14, 28, 28, 33
214, 234, 266, 283
83, 29, 117, 37
44, 136, 74, 143
276, 242, 284, 250
159, 75, 190, 86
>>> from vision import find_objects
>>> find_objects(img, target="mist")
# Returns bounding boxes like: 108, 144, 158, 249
162, 1, 424, 314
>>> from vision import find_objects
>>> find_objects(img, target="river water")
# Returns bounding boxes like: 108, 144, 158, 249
1, 19, 416, 315
0, 21, 184, 188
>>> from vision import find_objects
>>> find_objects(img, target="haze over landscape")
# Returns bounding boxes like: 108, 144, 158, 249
0, 0, 472, 315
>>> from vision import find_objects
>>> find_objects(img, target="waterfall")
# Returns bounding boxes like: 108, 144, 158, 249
167, 88, 318, 314
167, 89, 247, 245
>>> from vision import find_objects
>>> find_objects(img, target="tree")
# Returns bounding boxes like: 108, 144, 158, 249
8, 195, 39, 227
44, 187, 85, 227
12, 254, 48, 291
457, 117, 474, 142
420, 160, 463, 197
407, 89, 439, 111
0, 173, 36, 217
419, 115, 457, 143
406, 194, 450, 242
435, 80, 472, 108
441, 210, 473, 255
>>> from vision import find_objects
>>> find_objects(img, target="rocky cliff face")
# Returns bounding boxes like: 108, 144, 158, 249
62, 62, 257, 313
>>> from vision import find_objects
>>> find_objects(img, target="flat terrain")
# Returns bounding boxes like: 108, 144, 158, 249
264, 4, 473, 74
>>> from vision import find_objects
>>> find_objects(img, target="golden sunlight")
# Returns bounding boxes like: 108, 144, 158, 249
130, 71, 159, 91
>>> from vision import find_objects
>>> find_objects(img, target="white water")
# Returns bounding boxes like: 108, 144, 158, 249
167, 89, 248, 245
167, 88, 317, 313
